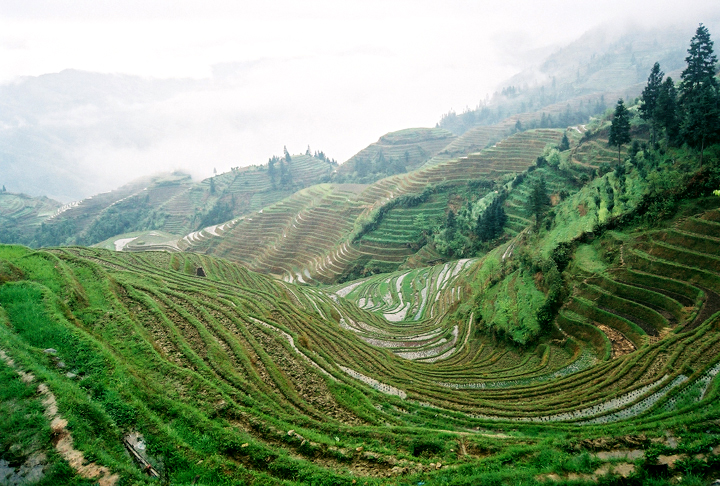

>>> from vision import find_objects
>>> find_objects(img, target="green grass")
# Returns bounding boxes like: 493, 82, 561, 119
2, 105, 720, 485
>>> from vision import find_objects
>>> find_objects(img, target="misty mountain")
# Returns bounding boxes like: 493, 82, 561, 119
0, 21, 717, 202
0, 70, 203, 201
437, 22, 714, 134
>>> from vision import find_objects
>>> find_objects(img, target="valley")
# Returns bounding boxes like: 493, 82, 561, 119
1, 21, 720, 486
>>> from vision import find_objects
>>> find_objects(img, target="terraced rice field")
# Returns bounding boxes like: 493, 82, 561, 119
355, 129, 564, 207
503, 167, 580, 235
2, 198, 720, 484
327, 259, 473, 362
191, 184, 365, 283
338, 127, 456, 177
189, 130, 565, 284
0, 192, 61, 226
421, 125, 512, 168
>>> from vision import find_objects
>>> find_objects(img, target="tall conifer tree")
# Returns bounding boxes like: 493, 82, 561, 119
655, 77, 679, 145
640, 62, 664, 144
680, 24, 718, 101
679, 24, 720, 163
609, 99, 631, 165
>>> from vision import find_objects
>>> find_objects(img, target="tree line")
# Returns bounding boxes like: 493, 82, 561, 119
611, 24, 720, 165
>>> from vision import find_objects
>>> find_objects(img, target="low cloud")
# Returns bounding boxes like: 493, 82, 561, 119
0, 1, 718, 201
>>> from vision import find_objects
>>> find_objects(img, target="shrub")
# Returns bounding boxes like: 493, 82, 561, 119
410, 437, 444, 457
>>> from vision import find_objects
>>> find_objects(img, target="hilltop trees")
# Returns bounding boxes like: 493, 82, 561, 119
268, 157, 277, 187
632, 25, 720, 160
679, 24, 720, 164
680, 24, 720, 164
608, 99, 631, 165
680, 24, 718, 102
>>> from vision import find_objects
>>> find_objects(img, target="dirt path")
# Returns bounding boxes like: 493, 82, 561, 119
0, 349, 119, 486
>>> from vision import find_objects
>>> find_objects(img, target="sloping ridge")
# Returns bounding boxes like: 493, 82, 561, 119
191, 129, 563, 283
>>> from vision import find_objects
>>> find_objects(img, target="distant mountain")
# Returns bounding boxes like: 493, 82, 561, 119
437, 21, 718, 134
2, 21, 716, 202
0, 70, 201, 201
0, 152, 336, 247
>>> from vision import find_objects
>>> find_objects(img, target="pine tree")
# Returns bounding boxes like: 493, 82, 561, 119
639, 62, 664, 144
268, 157, 277, 187
682, 86, 720, 164
559, 132, 570, 151
655, 77, 680, 145
279, 158, 287, 186
608, 99, 631, 165
680, 24, 718, 103
529, 177, 550, 229
679, 24, 720, 164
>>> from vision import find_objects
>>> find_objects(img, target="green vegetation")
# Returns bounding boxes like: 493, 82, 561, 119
609, 99, 631, 165
334, 128, 456, 184
3, 21, 720, 486
6, 153, 337, 249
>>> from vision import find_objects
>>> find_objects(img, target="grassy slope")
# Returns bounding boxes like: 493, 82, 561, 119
0, 192, 62, 243
193, 129, 565, 285
6, 154, 337, 248
2, 163, 720, 485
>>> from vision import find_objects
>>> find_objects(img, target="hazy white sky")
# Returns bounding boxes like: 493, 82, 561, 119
0, 0, 718, 199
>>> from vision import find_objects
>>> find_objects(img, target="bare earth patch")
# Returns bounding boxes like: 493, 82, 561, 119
597, 324, 636, 358
0, 348, 118, 486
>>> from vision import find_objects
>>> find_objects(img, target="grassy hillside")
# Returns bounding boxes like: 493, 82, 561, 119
0, 192, 61, 244
333, 127, 456, 183
186, 129, 564, 284
2, 105, 720, 485
3, 23, 720, 485
2, 179, 720, 484
3, 153, 336, 249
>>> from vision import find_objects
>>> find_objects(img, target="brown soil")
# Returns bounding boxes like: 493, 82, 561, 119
597, 304, 658, 336
597, 324, 636, 358
576, 434, 649, 451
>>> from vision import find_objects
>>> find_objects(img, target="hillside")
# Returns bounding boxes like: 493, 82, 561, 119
1, 169, 720, 484
0, 192, 61, 244
1, 153, 336, 249
436, 22, 703, 135
3, 97, 720, 484
333, 127, 456, 183
3, 20, 720, 486
186, 128, 564, 284
1, 22, 709, 253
